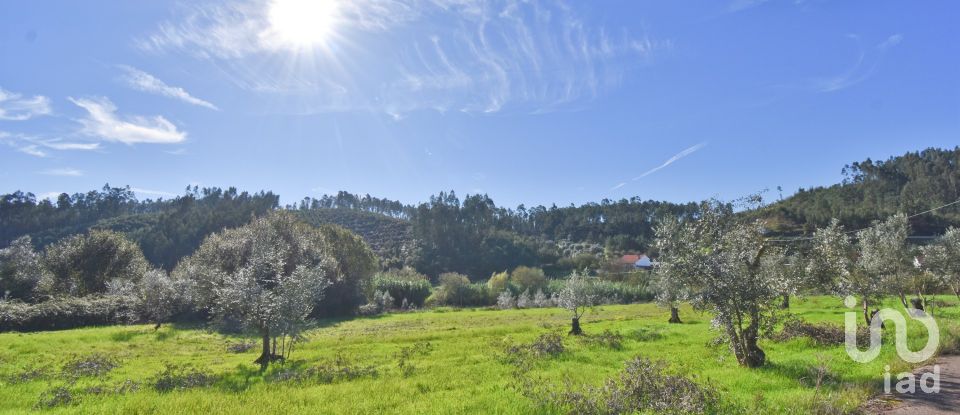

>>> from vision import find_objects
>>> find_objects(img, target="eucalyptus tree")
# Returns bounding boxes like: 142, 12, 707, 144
175, 211, 333, 370
556, 271, 597, 335
654, 199, 796, 367
922, 227, 960, 301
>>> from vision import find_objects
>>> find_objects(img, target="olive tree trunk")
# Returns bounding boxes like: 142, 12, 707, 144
668, 306, 682, 324
255, 328, 272, 371
569, 317, 583, 335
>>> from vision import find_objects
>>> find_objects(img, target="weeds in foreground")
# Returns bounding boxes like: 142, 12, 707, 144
269, 354, 378, 384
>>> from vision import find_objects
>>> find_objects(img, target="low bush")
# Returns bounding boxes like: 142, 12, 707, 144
501, 333, 565, 370
395, 342, 434, 377
226, 341, 256, 354
4, 366, 50, 384
0, 296, 138, 332
427, 273, 493, 307
62, 353, 119, 379
582, 329, 624, 350
774, 316, 867, 346
35, 386, 75, 409
269, 354, 378, 384
518, 356, 719, 415
370, 269, 432, 308
151, 364, 216, 393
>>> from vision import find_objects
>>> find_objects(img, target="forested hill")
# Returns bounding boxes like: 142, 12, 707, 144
762, 147, 960, 235
295, 208, 414, 269
0, 186, 279, 270
2, 146, 958, 277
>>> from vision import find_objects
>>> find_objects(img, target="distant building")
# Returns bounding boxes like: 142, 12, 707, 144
618, 253, 653, 270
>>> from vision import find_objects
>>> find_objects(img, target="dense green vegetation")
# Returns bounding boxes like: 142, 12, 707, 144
1, 186, 279, 270
4, 148, 959, 280
763, 147, 960, 235
0, 297, 956, 414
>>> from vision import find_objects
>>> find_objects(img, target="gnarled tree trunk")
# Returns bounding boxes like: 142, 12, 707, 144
569, 317, 583, 335
256, 329, 271, 371
780, 294, 790, 309
668, 306, 682, 324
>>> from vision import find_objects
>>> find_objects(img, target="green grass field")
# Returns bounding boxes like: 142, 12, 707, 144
1, 296, 957, 414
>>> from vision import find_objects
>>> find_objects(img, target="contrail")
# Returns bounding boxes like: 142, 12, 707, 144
632, 142, 707, 180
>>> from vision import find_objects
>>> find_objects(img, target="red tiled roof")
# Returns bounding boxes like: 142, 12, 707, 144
619, 254, 645, 264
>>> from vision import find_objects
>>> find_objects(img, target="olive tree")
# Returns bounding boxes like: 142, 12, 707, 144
652, 218, 688, 324
767, 251, 808, 309
922, 227, 960, 301
556, 271, 596, 335
857, 213, 915, 310
136, 269, 194, 329
654, 200, 795, 368
175, 211, 333, 370
0, 236, 49, 302
44, 230, 148, 297
809, 219, 881, 325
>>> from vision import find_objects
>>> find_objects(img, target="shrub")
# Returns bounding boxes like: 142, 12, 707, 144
370, 269, 432, 308
395, 342, 434, 377
533, 289, 552, 308
269, 354, 378, 384
43, 230, 148, 297
35, 386, 75, 409
516, 289, 532, 308
590, 280, 653, 304
226, 341, 256, 353
518, 356, 719, 414
501, 333, 565, 369
4, 366, 50, 384
427, 273, 492, 307
62, 353, 119, 379
311, 224, 379, 316
0, 295, 138, 332
152, 364, 215, 392
496, 290, 515, 310
487, 271, 510, 294
774, 315, 868, 346
0, 236, 49, 302
529, 333, 565, 357
511, 266, 546, 292
583, 329, 624, 350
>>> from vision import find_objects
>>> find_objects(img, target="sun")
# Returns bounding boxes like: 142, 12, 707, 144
267, 0, 339, 48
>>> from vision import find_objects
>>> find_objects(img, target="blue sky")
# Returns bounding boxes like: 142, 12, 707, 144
1, 0, 958, 208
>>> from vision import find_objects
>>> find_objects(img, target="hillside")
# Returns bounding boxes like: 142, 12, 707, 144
296, 208, 416, 269
762, 147, 960, 235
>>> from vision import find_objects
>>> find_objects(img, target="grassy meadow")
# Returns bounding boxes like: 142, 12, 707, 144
1, 296, 957, 414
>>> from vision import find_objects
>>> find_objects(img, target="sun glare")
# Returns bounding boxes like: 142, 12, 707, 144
267, 0, 339, 48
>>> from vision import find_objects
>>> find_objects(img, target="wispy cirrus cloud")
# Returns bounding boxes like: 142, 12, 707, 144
0, 87, 52, 121
69, 96, 187, 144
1, 131, 102, 157
119, 65, 219, 110
41, 168, 84, 177
811, 34, 903, 93
138, 0, 671, 116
